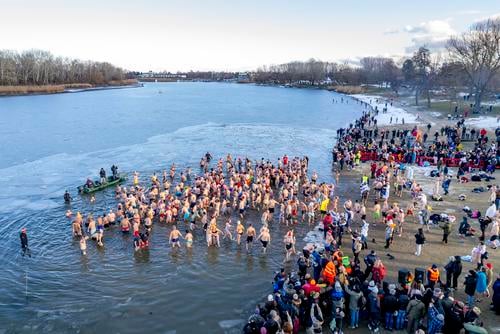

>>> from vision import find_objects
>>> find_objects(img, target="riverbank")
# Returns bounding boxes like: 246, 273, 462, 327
0, 79, 140, 96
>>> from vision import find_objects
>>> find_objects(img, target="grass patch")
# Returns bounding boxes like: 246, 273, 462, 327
0, 79, 139, 96
0, 85, 65, 95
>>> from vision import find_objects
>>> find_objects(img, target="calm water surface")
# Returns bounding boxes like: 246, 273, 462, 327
0, 83, 363, 333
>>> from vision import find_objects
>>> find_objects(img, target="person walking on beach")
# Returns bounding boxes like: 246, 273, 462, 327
440, 219, 451, 244
20, 228, 31, 257
414, 228, 425, 256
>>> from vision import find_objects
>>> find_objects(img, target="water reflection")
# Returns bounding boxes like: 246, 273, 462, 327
134, 250, 150, 264
207, 247, 219, 265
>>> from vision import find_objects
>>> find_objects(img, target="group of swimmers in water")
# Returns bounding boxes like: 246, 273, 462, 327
68, 153, 341, 259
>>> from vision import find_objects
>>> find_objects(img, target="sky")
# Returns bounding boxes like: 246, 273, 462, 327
0, 0, 499, 72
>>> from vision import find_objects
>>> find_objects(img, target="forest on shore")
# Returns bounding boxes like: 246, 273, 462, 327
0, 49, 135, 94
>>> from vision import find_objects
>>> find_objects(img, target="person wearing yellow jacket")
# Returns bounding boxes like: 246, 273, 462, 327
355, 151, 361, 166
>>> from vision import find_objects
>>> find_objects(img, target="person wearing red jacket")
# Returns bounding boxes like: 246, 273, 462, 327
323, 212, 333, 238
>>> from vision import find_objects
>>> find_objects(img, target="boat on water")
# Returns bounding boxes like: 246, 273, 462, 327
78, 175, 126, 194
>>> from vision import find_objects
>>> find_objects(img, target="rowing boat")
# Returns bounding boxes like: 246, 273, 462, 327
78, 175, 126, 194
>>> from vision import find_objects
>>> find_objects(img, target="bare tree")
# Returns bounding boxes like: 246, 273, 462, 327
0, 49, 126, 86
447, 18, 500, 113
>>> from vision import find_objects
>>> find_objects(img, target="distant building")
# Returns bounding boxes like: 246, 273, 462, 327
138, 71, 187, 79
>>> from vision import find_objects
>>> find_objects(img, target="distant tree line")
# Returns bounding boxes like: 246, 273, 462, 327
252, 19, 500, 112
0, 49, 127, 86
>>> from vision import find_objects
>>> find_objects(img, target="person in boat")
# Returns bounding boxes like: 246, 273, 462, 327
64, 190, 72, 204
111, 165, 118, 180
20, 228, 31, 257
99, 168, 107, 184
86, 178, 94, 188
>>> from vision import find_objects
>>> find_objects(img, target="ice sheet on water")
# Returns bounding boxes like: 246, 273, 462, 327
219, 319, 245, 329
0, 122, 338, 213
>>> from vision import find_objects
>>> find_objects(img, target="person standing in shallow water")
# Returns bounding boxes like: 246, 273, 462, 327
20, 228, 30, 257
246, 224, 256, 252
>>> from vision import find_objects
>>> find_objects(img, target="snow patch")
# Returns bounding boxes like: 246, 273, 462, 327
466, 116, 500, 130
353, 94, 419, 125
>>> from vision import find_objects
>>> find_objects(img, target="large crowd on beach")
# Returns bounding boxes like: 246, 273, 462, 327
241, 100, 500, 334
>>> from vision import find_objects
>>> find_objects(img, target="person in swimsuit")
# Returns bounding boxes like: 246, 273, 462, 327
121, 217, 131, 233
87, 217, 97, 240
223, 219, 233, 240
207, 221, 222, 247
96, 219, 104, 247
169, 226, 183, 248
284, 230, 296, 261
185, 230, 193, 248
72, 218, 82, 237
246, 224, 256, 252
79, 236, 88, 255
257, 227, 271, 254
236, 221, 244, 245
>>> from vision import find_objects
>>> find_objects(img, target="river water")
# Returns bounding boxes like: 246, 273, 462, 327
0, 82, 363, 333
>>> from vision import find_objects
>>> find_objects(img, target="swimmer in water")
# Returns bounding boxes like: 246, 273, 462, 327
223, 219, 233, 240
80, 236, 88, 255
257, 227, 271, 254
284, 230, 296, 261
208, 221, 222, 247
236, 220, 244, 245
246, 224, 256, 252
185, 230, 193, 248
121, 217, 131, 233
72, 218, 83, 237
169, 226, 183, 248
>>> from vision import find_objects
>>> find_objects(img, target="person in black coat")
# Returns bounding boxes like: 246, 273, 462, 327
464, 270, 477, 306
451, 256, 462, 290
444, 256, 455, 288
20, 228, 30, 257
382, 288, 398, 330
492, 275, 500, 315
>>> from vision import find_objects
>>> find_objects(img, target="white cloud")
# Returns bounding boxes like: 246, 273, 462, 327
473, 12, 500, 24
403, 19, 456, 53
404, 20, 455, 36
383, 28, 399, 35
